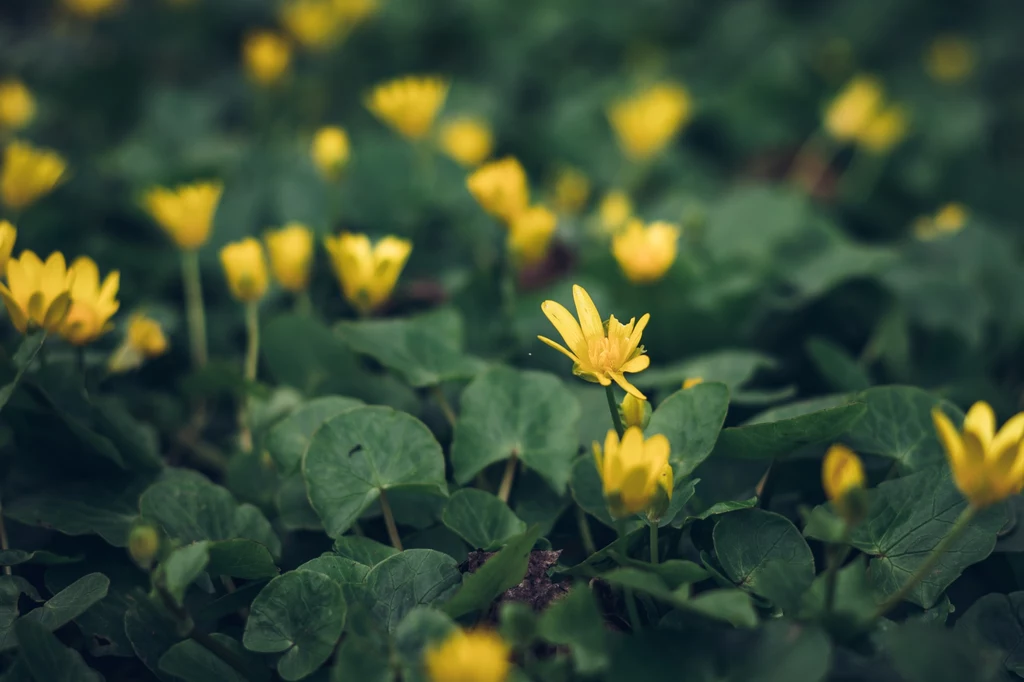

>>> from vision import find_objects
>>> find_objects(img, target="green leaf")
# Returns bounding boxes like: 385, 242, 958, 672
633, 349, 776, 392
20, 573, 110, 635
673, 497, 758, 528
207, 539, 279, 580
336, 308, 484, 387
568, 456, 641, 532
243, 571, 346, 681
728, 620, 831, 682
265, 396, 364, 473
123, 590, 182, 682
365, 550, 461, 631
805, 338, 870, 392
0, 551, 80, 567
704, 186, 810, 263
849, 465, 1004, 608
450, 367, 580, 493
713, 508, 815, 613
443, 525, 543, 619
14, 619, 103, 682
276, 472, 322, 532
392, 606, 456, 670
955, 592, 1024, 678
537, 586, 608, 675
844, 386, 964, 473
884, 621, 1006, 682
45, 562, 144, 658
303, 406, 448, 539
262, 313, 363, 396
330, 633, 393, 682
442, 489, 526, 550
159, 635, 265, 682
161, 543, 210, 606
0, 332, 45, 413
710, 397, 866, 460
683, 589, 759, 628
646, 382, 730, 477
6, 481, 141, 547
798, 557, 878, 637
800, 504, 848, 545
0, 577, 40, 651
296, 556, 369, 585
332, 537, 399, 567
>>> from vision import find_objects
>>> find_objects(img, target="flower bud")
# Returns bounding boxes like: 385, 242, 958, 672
683, 377, 703, 389
128, 524, 161, 570
619, 393, 651, 430
822, 444, 867, 526
219, 238, 269, 302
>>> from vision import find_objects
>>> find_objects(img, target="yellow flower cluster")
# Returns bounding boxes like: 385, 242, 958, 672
242, 31, 292, 86
608, 82, 691, 161
424, 628, 510, 682
824, 76, 908, 154
1, 141, 67, 211
279, 0, 378, 51
366, 76, 449, 141
0, 81, 35, 131
913, 203, 968, 241
611, 219, 681, 284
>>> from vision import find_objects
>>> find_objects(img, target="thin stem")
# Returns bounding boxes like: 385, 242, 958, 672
616, 521, 641, 631
605, 385, 625, 438
824, 541, 851, 614
497, 453, 518, 503
432, 385, 456, 428
243, 301, 260, 383
649, 522, 659, 565
378, 488, 403, 551
873, 505, 977, 620
181, 250, 208, 369
576, 506, 596, 557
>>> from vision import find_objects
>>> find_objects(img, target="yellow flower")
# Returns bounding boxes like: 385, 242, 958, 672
0, 251, 75, 334
0, 80, 35, 131
324, 232, 411, 315
439, 117, 493, 167
0, 221, 16, 277
311, 126, 350, 179
424, 628, 510, 682
108, 313, 169, 374
611, 219, 680, 284
822, 444, 866, 525
365, 76, 449, 141
857, 105, 908, 154
934, 402, 1024, 509
913, 203, 968, 241
279, 0, 342, 50
243, 31, 291, 86
682, 377, 703, 389
508, 205, 557, 266
1, 140, 67, 211
220, 238, 269, 302
824, 76, 885, 142
466, 157, 529, 222
538, 284, 650, 399
331, 0, 378, 24
599, 190, 632, 233
620, 393, 650, 430
63, 0, 121, 18
265, 222, 314, 292
593, 427, 671, 518
925, 35, 975, 84
60, 257, 120, 346
553, 167, 590, 214
608, 82, 691, 161
144, 181, 223, 249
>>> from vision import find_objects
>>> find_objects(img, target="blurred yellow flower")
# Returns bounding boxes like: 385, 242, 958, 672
553, 167, 590, 214
0, 80, 35, 131
424, 628, 510, 682
913, 202, 968, 241
612, 219, 680, 284
108, 313, 169, 373
61, 256, 120, 345
934, 401, 1024, 509
144, 181, 223, 250
857, 105, 909, 154
608, 82, 691, 161
63, 0, 121, 18
331, 0, 378, 24
0, 251, 75, 334
593, 427, 672, 518
265, 222, 314, 292
599, 190, 632, 233
539, 284, 650, 399
822, 444, 866, 525
0, 221, 16, 277
324, 232, 411, 315
311, 126, 350, 179
508, 205, 557, 266
279, 0, 342, 50
366, 76, 449, 141
439, 117, 493, 167
243, 31, 291, 86
682, 377, 703, 389
925, 35, 975, 84
824, 75, 884, 142
220, 238, 269, 302
1, 141, 67, 211
466, 157, 529, 222
619, 393, 650, 430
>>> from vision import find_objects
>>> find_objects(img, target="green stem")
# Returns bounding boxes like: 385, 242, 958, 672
181, 250, 208, 369
605, 385, 625, 438
824, 541, 850, 615
576, 506, 596, 557
243, 302, 259, 383
873, 505, 977, 619
616, 521, 641, 631
431, 385, 456, 428
378, 488, 403, 551
649, 522, 659, 564
497, 452, 518, 503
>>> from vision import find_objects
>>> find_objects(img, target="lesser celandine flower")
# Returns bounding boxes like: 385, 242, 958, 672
933, 402, 1024, 509
508, 205, 557, 266
466, 157, 529, 222
824, 76, 884, 142
365, 76, 449, 141
611, 219, 680, 284
913, 203, 968, 241
593, 427, 672, 518
243, 31, 291, 86
264, 222, 314, 292
857, 105, 908, 154
144, 181, 223, 249
63, 0, 121, 18
311, 126, 350, 179
220, 238, 269, 303
0, 251, 75, 334
0, 80, 35, 131
619, 393, 650, 430
822, 444, 867, 526
0, 221, 16, 276
424, 628, 510, 682
439, 117, 493, 167
925, 35, 975, 84
599, 190, 632, 233
108, 313, 169, 374
324, 232, 411, 315
553, 167, 590, 214
279, 0, 343, 50
538, 284, 650, 399
60, 257, 120, 345
608, 82, 691, 161
1, 141, 67, 211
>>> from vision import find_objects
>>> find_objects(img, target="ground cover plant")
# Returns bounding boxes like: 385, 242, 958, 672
1, 0, 1024, 680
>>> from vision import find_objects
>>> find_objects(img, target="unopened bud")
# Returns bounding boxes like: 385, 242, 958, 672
128, 524, 161, 570
619, 394, 651, 430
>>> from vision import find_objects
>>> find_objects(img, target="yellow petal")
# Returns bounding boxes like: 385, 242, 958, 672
932, 408, 965, 472
0, 283, 26, 332
42, 291, 71, 331
621, 354, 650, 374
610, 372, 646, 400
537, 335, 580, 364
991, 412, 1024, 461
964, 401, 995, 449
572, 284, 604, 344
540, 300, 586, 357
626, 313, 650, 351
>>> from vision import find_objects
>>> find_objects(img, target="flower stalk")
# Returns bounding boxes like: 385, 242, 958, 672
605, 385, 625, 438
497, 452, 518, 503
181, 250, 208, 369
649, 522, 659, 564
378, 488, 403, 551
